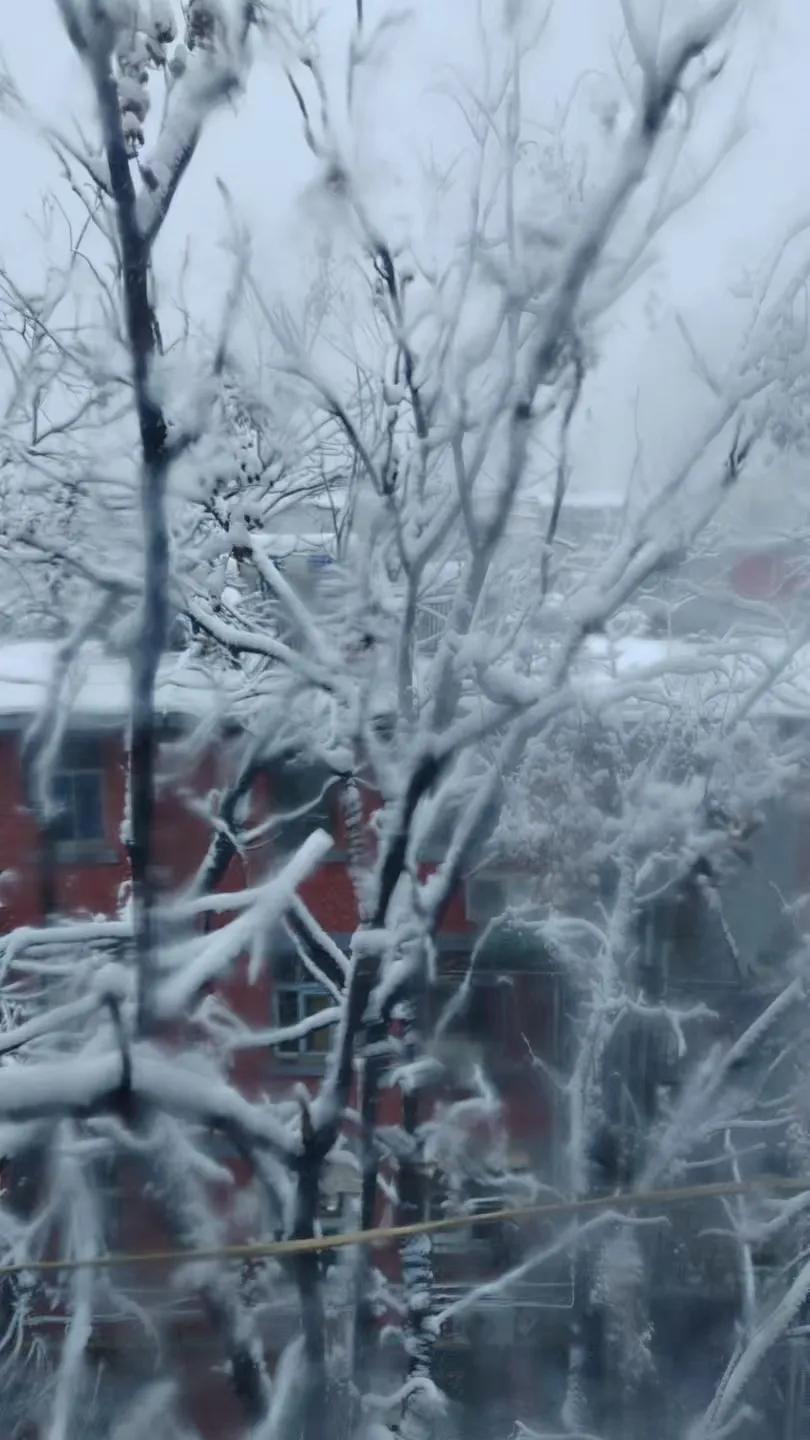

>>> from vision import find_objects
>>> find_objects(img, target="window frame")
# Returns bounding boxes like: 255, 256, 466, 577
273, 955, 335, 1064
48, 734, 112, 862
270, 759, 338, 856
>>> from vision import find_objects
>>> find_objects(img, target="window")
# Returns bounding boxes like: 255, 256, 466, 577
52, 736, 105, 848
274, 956, 333, 1059
415, 596, 452, 648
272, 760, 334, 853
465, 866, 537, 922
427, 1181, 519, 1264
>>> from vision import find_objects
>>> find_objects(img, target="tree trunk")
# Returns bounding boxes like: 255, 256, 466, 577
292, 1145, 329, 1440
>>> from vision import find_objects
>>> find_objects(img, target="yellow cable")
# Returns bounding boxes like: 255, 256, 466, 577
1, 1172, 807, 1278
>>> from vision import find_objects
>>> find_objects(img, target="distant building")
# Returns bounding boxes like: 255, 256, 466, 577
1, 505, 810, 1435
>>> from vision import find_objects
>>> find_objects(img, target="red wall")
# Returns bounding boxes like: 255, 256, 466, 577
0, 732, 129, 928
0, 724, 556, 1436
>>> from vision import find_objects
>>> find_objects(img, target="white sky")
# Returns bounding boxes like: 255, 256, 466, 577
2, 0, 809, 516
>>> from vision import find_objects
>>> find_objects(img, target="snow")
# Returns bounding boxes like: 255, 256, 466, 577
0, 1052, 122, 1116
0, 995, 99, 1056
4, 2, 807, 1432
3, 631, 801, 744
260, 533, 336, 560
133, 1051, 298, 1155
577, 634, 810, 719
90, 961, 135, 1004
0, 641, 239, 728
156, 829, 334, 1015
223, 1003, 342, 1053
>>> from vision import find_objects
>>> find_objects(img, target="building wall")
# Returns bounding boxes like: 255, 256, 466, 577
0, 731, 130, 929
0, 721, 562, 1436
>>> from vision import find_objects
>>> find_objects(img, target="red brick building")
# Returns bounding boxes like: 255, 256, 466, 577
0, 640, 564, 1436
1, 516, 806, 1434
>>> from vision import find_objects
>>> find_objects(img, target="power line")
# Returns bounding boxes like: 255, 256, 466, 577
1, 1172, 807, 1279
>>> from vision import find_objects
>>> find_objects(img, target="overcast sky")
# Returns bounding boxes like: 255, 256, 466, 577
2, 0, 809, 516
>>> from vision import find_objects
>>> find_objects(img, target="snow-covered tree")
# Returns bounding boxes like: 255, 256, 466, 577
3, 2, 810, 1438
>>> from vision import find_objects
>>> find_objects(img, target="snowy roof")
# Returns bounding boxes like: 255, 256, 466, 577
2, 631, 808, 734
0, 642, 235, 730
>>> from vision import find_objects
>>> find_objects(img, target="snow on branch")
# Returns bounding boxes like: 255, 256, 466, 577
156, 827, 333, 1014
